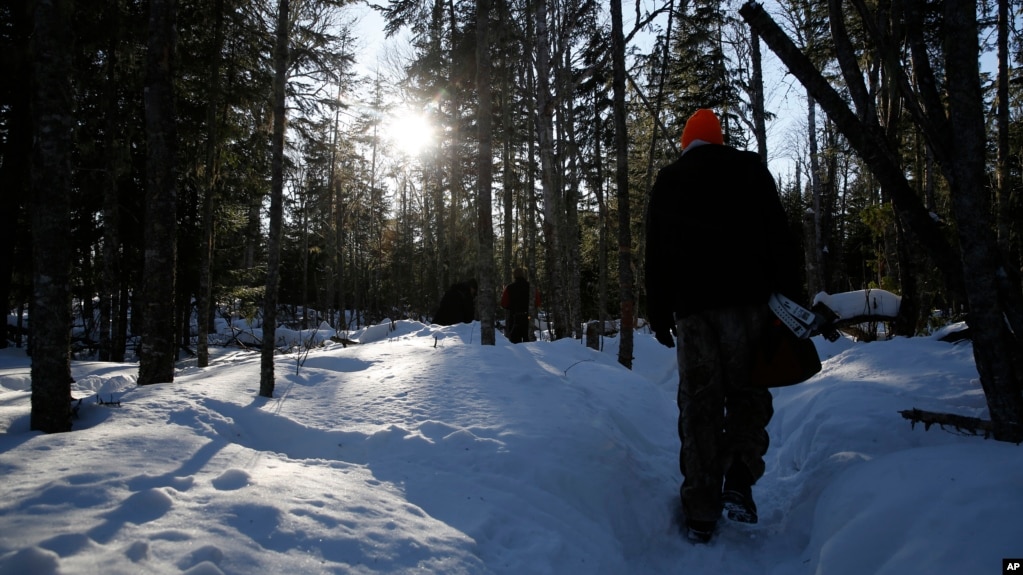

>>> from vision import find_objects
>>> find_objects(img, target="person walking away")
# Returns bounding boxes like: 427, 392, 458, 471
433, 279, 478, 326
500, 268, 539, 343
644, 109, 802, 543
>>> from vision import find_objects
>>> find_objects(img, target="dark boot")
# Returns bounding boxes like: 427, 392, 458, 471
685, 518, 717, 543
722, 465, 758, 524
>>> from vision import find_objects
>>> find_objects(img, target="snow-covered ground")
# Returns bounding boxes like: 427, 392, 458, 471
1, 318, 1020, 574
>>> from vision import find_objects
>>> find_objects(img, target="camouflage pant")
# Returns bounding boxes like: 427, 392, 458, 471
675, 304, 774, 522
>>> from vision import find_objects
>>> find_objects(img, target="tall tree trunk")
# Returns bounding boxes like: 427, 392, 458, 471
805, 94, 824, 297
995, 0, 1013, 258
942, 0, 1023, 442
336, 199, 346, 329
611, 0, 633, 368
198, 0, 225, 368
526, 116, 540, 339
433, 161, 447, 302
593, 108, 608, 335
244, 197, 259, 270
476, 0, 496, 345
527, 25, 544, 339
892, 211, 920, 335
99, 3, 125, 363
444, 0, 463, 291
562, 49, 582, 339
30, 0, 74, 432
751, 29, 768, 161
533, 0, 566, 340
351, 203, 361, 329
260, 0, 290, 398
300, 192, 310, 330
328, 80, 344, 329
523, 14, 539, 340
138, 0, 179, 386
496, 0, 514, 289
501, 76, 513, 285
367, 112, 380, 322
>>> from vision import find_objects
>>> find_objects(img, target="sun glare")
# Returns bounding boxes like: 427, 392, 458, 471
386, 109, 435, 157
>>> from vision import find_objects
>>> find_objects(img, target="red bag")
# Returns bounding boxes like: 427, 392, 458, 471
751, 320, 821, 387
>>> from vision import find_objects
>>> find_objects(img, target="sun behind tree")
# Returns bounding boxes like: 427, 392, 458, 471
384, 108, 435, 157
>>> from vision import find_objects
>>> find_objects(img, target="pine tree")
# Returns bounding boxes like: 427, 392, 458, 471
668, 0, 739, 127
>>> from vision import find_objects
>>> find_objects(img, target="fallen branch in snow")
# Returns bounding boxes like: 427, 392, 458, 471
224, 326, 260, 350
832, 314, 899, 327
562, 359, 595, 376
329, 335, 357, 347
832, 315, 898, 342
899, 408, 1022, 444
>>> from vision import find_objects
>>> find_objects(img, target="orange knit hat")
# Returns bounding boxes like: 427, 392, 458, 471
680, 109, 724, 149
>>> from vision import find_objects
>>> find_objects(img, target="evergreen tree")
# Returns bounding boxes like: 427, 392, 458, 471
668, 0, 740, 133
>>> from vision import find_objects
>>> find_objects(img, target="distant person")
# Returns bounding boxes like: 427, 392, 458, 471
500, 268, 540, 343
433, 279, 478, 326
645, 109, 802, 543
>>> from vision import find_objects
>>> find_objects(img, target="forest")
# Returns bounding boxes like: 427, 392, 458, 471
2, 0, 1022, 438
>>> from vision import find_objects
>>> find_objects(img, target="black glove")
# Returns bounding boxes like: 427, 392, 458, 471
654, 326, 676, 348
810, 302, 841, 342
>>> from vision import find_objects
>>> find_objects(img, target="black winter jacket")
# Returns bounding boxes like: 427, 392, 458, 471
644, 144, 801, 335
